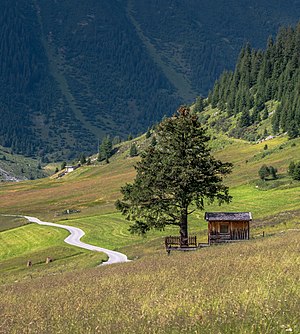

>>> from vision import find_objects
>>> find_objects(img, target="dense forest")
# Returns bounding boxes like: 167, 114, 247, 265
0, 0, 299, 159
208, 22, 300, 140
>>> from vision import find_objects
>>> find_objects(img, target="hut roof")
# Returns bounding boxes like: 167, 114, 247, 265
205, 212, 252, 222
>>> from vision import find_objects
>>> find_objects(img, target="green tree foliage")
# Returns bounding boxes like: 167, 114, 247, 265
258, 165, 277, 180
259, 165, 269, 180
209, 22, 300, 139
98, 136, 113, 162
288, 161, 300, 180
269, 166, 278, 179
151, 136, 157, 147
145, 128, 151, 139
288, 161, 296, 176
61, 161, 67, 170
194, 96, 205, 113
292, 163, 300, 180
2, 1, 300, 158
116, 107, 232, 243
79, 154, 87, 165
112, 136, 121, 146
129, 143, 138, 157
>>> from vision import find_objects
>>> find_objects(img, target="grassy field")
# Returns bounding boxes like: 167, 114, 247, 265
1, 135, 300, 272
0, 223, 107, 284
0, 231, 299, 333
0, 133, 300, 332
0, 216, 29, 232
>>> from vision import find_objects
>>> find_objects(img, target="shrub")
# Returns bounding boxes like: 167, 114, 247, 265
258, 165, 277, 180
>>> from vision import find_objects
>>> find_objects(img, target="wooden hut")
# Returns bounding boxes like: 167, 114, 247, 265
205, 212, 252, 244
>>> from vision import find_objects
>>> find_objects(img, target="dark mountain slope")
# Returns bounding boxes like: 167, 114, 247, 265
37, 0, 179, 137
129, 0, 300, 95
0, 0, 299, 159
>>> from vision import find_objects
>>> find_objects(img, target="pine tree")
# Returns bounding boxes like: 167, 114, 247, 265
129, 143, 138, 157
269, 166, 278, 179
98, 136, 113, 162
194, 96, 205, 113
239, 109, 251, 127
116, 107, 232, 242
288, 161, 295, 176
61, 161, 66, 170
292, 162, 300, 180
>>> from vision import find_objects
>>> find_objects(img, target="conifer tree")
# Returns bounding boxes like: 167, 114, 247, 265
98, 136, 112, 162
116, 107, 232, 243
129, 143, 138, 157
288, 161, 295, 176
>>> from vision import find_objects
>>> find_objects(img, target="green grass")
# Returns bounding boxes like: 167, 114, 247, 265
60, 213, 179, 251
0, 216, 29, 232
0, 245, 106, 285
1, 231, 299, 333
1, 134, 300, 279
0, 224, 69, 261
0, 223, 107, 284
0, 133, 300, 332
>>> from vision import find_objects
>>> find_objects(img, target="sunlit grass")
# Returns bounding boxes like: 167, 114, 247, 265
0, 224, 107, 284
1, 231, 299, 333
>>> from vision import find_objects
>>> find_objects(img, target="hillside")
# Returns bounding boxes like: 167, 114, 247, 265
1, 129, 300, 332
0, 145, 50, 182
207, 22, 300, 141
0, 1, 299, 158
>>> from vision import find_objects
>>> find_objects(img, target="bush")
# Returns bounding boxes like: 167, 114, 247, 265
258, 165, 277, 180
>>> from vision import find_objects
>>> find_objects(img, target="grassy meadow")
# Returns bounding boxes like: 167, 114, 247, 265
0, 134, 300, 332
0, 231, 299, 333
0, 222, 107, 284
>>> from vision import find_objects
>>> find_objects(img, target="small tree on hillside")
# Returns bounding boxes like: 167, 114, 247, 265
292, 162, 300, 180
269, 166, 278, 179
258, 165, 269, 180
129, 143, 138, 157
116, 107, 233, 244
194, 96, 205, 113
61, 161, 67, 170
288, 161, 295, 176
259, 165, 277, 180
79, 153, 86, 165
98, 136, 112, 162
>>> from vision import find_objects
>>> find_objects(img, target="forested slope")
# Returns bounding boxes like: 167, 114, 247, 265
208, 23, 300, 140
0, 0, 299, 159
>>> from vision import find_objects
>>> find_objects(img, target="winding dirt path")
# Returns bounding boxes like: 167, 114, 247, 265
23, 216, 129, 265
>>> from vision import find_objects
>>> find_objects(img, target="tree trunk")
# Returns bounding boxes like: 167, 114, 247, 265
180, 208, 188, 247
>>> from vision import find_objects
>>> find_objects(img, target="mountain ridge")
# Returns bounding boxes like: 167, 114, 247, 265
1, 1, 299, 159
